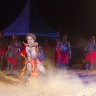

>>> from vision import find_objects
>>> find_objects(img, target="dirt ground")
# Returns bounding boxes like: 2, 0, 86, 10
0, 67, 96, 96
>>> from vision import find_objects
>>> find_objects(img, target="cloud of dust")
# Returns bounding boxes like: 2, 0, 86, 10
0, 58, 96, 96
21, 66, 96, 96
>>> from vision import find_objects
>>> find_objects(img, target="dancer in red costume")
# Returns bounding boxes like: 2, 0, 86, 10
85, 36, 96, 71
0, 32, 8, 70
60, 35, 71, 69
6, 34, 21, 74
54, 40, 61, 68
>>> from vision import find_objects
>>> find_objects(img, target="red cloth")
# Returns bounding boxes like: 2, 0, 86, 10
20, 43, 27, 56
85, 51, 96, 64
7, 58, 17, 69
54, 47, 61, 64
21, 49, 26, 56
0, 49, 4, 56
61, 52, 69, 64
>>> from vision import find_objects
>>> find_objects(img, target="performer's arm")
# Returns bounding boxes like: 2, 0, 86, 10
68, 42, 71, 59
85, 43, 88, 52
33, 42, 38, 47
35, 42, 41, 56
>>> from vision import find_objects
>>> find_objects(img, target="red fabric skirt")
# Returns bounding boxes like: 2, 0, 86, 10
21, 49, 26, 56
0, 49, 4, 56
85, 51, 96, 64
7, 58, 17, 69
61, 52, 69, 64
54, 48, 61, 64
0, 48, 7, 56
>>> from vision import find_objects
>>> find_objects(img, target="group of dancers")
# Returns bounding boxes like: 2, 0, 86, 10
0, 31, 96, 83
54, 35, 96, 71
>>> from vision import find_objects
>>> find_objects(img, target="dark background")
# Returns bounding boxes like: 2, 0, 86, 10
34, 0, 96, 36
0, 0, 27, 31
0, 0, 96, 37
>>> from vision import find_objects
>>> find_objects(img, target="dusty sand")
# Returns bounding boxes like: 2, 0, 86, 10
0, 68, 96, 96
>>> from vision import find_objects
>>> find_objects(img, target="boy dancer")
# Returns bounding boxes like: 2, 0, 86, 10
25, 33, 46, 82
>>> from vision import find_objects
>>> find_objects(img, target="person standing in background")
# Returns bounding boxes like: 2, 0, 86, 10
38, 46, 45, 64
54, 40, 61, 68
0, 32, 8, 70
60, 35, 71, 69
6, 34, 21, 74
85, 36, 96, 71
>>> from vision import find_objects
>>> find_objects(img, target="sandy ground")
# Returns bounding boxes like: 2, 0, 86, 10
0, 57, 96, 96
0, 67, 96, 96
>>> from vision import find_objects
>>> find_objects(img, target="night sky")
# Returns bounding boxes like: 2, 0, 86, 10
34, 0, 96, 36
0, 0, 27, 31
0, 0, 96, 36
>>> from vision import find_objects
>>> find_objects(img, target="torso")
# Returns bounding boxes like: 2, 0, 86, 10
26, 46, 38, 59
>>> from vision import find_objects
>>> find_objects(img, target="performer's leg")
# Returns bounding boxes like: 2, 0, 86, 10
86, 62, 88, 71
58, 60, 61, 68
61, 64, 65, 68
26, 62, 32, 81
24, 62, 32, 86
6, 62, 11, 72
56, 60, 61, 69
15, 54, 21, 71
64, 64, 68, 69
0, 56, 3, 69
37, 60, 46, 75
0, 57, 1, 69
86, 62, 90, 71
89, 63, 93, 70
10, 64, 14, 73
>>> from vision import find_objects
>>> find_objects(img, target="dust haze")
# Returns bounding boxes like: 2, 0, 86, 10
0, 62, 96, 96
